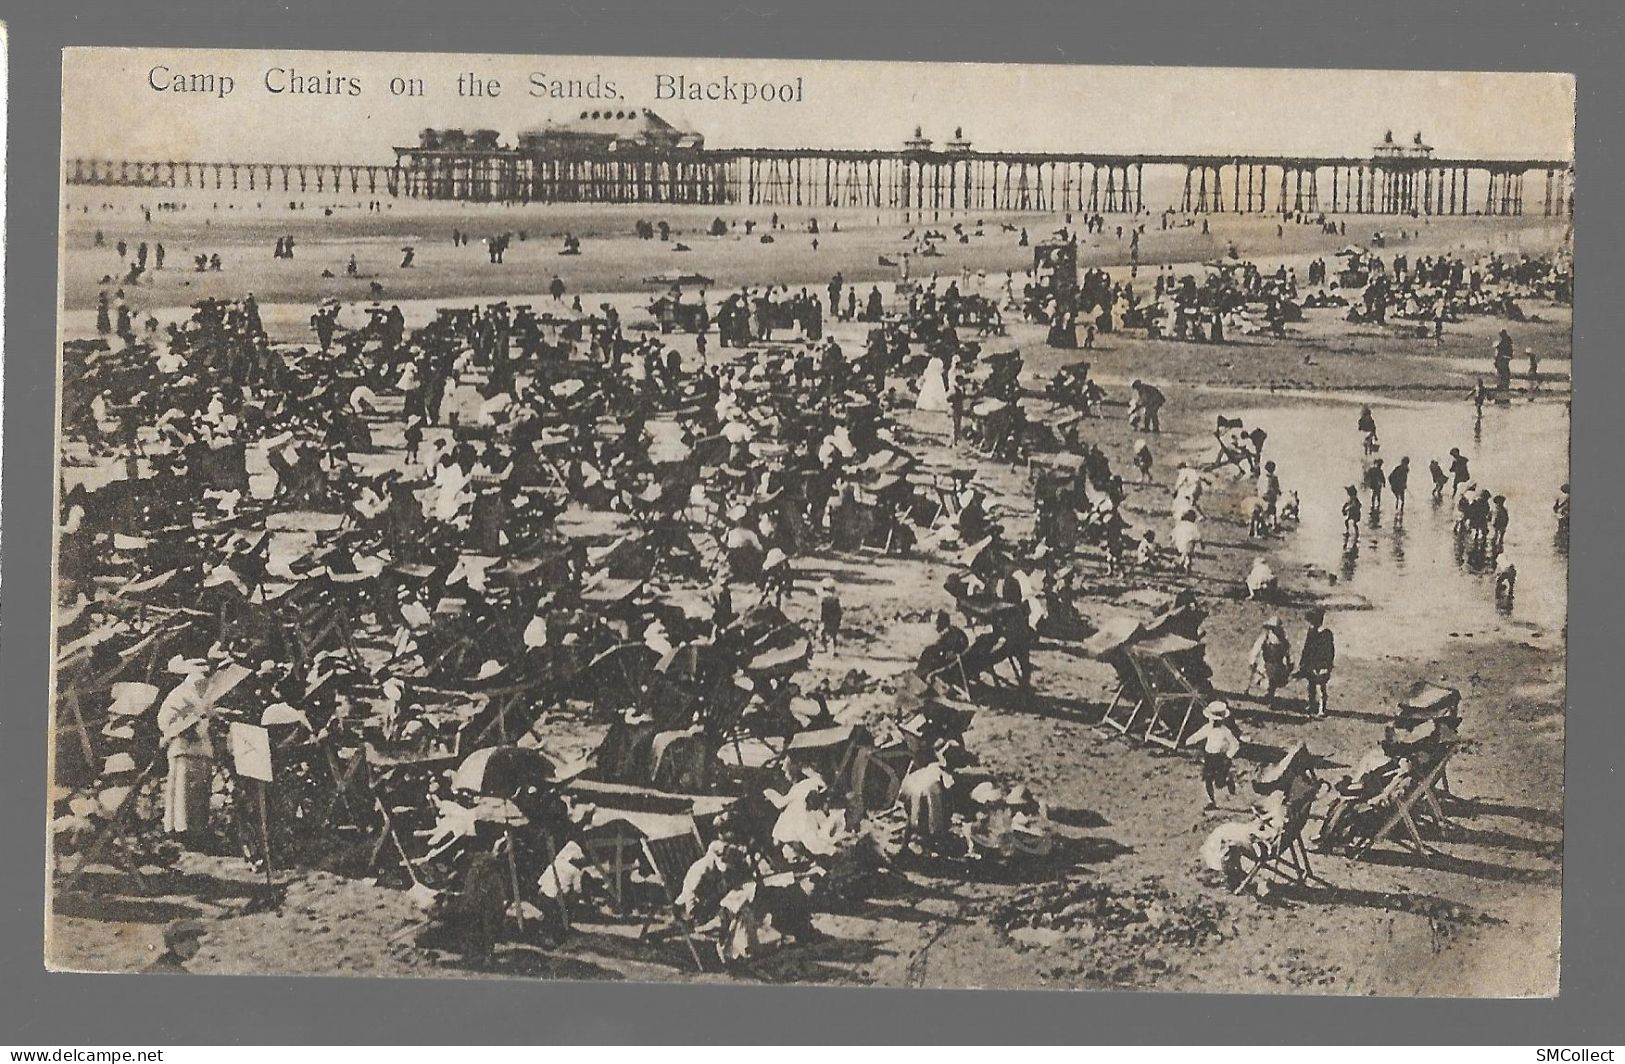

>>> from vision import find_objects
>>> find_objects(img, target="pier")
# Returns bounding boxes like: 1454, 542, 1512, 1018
64, 120, 1572, 217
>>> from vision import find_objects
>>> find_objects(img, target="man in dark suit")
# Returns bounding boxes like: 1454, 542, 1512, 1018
1297, 608, 1337, 716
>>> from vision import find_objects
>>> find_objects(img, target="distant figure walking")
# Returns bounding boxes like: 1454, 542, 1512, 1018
1491, 495, 1511, 553
1494, 329, 1514, 391
1363, 457, 1385, 513
1341, 485, 1363, 540
818, 578, 842, 649
1133, 439, 1153, 483
1357, 405, 1379, 455
1388, 456, 1410, 517
1448, 447, 1471, 495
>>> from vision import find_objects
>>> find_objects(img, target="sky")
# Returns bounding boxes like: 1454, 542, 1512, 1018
62, 48, 1576, 164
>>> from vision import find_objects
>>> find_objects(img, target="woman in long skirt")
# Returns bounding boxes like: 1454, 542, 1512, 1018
156, 672, 217, 840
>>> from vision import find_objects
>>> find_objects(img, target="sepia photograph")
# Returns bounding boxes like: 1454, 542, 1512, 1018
46, 48, 1573, 995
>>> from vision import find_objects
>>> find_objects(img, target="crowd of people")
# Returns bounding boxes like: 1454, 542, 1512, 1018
53, 193, 1571, 971
55, 271, 1110, 967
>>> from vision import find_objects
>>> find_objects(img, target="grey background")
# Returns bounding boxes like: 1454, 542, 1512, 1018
2, 0, 1619, 1044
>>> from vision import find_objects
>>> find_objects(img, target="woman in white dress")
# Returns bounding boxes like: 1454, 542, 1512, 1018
155, 668, 217, 840
915, 357, 950, 412
1171, 509, 1204, 572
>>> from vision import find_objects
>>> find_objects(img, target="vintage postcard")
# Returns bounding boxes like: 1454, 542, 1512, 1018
48, 48, 1572, 993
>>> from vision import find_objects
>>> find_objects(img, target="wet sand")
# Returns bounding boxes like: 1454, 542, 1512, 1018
49, 195, 1569, 994
61, 185, 1572, 312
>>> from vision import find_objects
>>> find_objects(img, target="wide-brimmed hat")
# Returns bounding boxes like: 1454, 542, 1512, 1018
1203, 700, 1232, 722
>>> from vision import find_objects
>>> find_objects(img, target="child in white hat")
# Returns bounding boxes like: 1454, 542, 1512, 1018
1184, 700, 1244, 809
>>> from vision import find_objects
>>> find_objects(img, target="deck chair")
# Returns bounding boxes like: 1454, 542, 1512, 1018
1234, 786, 1325, 895
924, 474, 965, 532
1095, 646, 1151, 736
637, 830, 712, 972
580, 822, 644, 914
961, 631, 1006, 685
1127, 636, 1207, 749
62, 756, 166, 892
1205, 430, 1256, 476
918, 648, 974, 700
1351, 741, 1464, 860
973, 627, 1035, 690
1099, 677, 1147, 737
1081, 616, 1152, 735
780, 724, 903, 822
292, 592, 368, 672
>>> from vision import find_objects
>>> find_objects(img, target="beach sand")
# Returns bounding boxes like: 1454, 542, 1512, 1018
48, 192, 1569, 995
